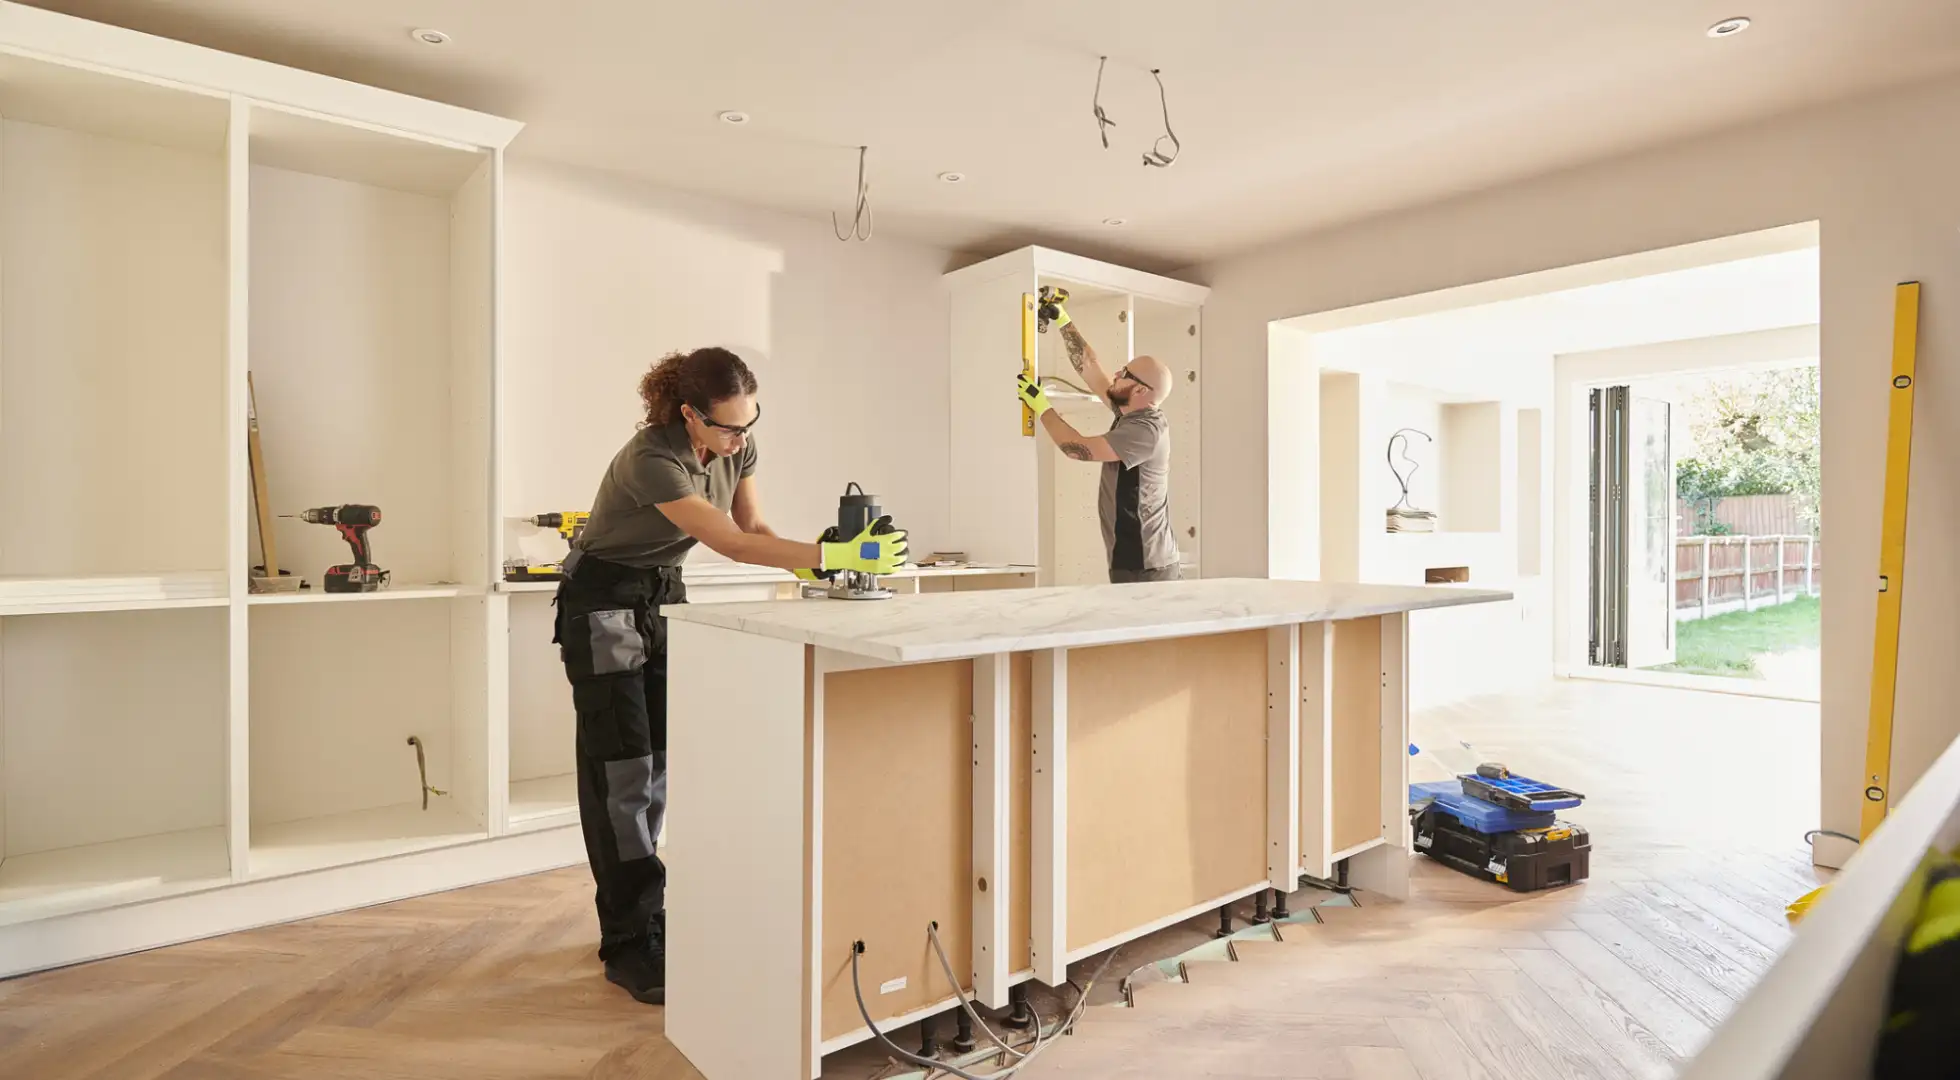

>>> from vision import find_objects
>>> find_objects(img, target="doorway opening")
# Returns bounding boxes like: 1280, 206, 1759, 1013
1585, 363, 1821, 699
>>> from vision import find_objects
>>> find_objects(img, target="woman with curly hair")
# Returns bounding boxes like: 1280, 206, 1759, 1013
556, 346, 908, 1005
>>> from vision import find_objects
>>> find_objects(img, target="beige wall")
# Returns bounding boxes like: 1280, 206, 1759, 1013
1193, 72, 1960, 868
501, 159, 955, 564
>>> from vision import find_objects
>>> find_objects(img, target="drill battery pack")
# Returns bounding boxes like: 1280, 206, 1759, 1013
324, 563, 389, 593
1413, 807, 1590, 893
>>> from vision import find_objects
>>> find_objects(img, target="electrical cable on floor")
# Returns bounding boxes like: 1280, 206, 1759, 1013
1807, 829, 1860, 846
850, 942, 1003, 1080
926, 922, 1027, 1060
848, 930, 1122, 1080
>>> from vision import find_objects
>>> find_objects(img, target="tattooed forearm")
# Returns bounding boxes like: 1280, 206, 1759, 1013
1060, 323, 1092, 374
1059, 441, 1094, 461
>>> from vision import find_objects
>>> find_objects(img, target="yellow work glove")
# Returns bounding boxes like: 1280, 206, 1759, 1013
1016, 374, 1051, 418
821, 516, 908, 575
795, 533, 842, 584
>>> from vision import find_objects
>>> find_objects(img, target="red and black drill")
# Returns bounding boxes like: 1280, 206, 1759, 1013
284, 504, 389, 593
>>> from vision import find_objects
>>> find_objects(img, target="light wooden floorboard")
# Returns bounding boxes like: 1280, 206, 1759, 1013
0, 680, 1822, 1080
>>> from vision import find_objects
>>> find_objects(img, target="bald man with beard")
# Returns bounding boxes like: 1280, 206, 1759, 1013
1015, 296, 1183, 584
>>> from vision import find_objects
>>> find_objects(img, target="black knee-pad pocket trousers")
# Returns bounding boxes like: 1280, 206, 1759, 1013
554, 564, 684, 962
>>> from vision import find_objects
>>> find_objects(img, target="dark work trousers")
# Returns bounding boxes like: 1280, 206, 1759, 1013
553, 554, 686, 963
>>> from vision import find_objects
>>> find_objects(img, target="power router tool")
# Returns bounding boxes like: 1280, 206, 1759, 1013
815, 483, 897, 601
503, 511, 590, 583
283, 504, 388, 593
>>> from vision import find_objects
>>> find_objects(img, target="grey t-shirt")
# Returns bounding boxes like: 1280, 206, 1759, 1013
1098, 406, 1180, 573
574, 422, 757, 568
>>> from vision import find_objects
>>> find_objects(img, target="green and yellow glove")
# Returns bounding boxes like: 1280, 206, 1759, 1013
821, 516, 909, 575
793, 529, 840, 582
1016, 374, 1051, 418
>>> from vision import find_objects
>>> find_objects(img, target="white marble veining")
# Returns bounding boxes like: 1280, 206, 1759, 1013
662, 577, 1511, 663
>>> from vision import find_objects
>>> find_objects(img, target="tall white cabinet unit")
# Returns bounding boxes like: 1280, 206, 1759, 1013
0, 3, 572, 979
944, 247, 1207, 585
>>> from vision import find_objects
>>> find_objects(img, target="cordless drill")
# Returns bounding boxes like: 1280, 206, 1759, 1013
1036, 285, 1069, 333
285, 505, 388, 593
532, 512, 589, 545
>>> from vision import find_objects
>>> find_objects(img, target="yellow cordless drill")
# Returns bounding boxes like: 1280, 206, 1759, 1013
502, 512, 591, 582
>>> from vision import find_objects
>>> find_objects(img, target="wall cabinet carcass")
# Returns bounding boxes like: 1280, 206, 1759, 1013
943, 247, 1207, 584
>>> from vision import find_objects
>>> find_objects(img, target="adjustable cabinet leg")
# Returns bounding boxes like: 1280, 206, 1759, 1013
918, 1014, 939, 1059
1215, 904, 1234, 939
953, 1007, 977, 1054
1251, 891, 1270, 924
1272, 887, 1291, 920
1003, 984, 1034, 1030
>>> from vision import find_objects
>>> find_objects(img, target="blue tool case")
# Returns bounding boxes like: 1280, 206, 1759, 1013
1409, 781, 1556, 833
1457, 772, 1584, 813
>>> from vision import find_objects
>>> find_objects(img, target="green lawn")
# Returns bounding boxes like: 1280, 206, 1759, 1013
1650, 595, 1820, 678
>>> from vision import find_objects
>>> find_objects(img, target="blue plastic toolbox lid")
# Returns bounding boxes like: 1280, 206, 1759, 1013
1411, 781, 1557, 834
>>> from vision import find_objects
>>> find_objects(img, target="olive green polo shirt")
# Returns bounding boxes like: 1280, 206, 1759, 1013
574, 421, 757, 568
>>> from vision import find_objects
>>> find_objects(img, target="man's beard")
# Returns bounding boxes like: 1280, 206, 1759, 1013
1106, 385, 1132, 407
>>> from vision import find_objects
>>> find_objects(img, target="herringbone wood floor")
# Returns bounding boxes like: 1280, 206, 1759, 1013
0, 680, 1824, 1080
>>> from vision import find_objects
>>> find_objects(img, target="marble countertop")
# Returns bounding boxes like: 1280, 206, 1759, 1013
661, 577, 1511, 663
497, 562, 1037, 593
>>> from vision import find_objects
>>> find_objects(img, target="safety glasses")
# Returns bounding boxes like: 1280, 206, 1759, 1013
691, 401, 761, 436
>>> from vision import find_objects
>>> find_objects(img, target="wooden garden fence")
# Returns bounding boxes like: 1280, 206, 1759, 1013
1675, 535, 1820, 619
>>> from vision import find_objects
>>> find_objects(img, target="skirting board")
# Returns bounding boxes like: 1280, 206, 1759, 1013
0, 825, 585, 979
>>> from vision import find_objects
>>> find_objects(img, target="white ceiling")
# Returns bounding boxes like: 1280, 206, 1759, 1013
21, 1, 1960, 270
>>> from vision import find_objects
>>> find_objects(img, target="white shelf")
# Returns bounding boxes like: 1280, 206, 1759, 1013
250, 802, 486, 879
0, 572, 228, 617
247, 583, 470, 606
0, 826, 230, 927
508, 774, 579, 833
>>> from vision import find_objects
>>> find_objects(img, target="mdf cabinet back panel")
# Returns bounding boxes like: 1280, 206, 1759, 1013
819, 660, 973, 1040
1064, 631, 1266, 950
0, 119, 227, 577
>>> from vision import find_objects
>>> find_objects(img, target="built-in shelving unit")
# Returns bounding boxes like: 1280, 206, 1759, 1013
0, 1, 555, 980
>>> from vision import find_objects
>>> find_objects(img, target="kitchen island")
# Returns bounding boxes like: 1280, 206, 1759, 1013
661, 577, 1509, 1080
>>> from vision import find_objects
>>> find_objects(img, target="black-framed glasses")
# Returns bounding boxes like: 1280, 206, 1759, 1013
690, 401, 761, 436
1115, 367, 1154, 391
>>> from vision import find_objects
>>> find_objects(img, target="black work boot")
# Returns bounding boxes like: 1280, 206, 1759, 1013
605, 919, 665, 1006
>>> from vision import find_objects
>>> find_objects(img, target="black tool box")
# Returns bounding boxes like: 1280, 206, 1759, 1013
1413, 807, 1590, 893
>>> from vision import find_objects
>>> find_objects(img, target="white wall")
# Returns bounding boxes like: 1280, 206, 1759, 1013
1193, 71, 1960, 868
500, 160, 955, 567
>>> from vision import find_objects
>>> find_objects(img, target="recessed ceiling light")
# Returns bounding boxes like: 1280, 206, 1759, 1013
938, 171, 966, 184
410, 28, 450, 46
1103, 217, 1128, 227
1707, 17, 1751, 38
718, 111, 751, 125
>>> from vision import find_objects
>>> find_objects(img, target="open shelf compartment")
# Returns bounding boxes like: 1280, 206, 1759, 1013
0, 607, 233, 925
247, 596, 490, 876
0, 53, 229, 593
507, 592, 578, 832
244, 101, 493, 599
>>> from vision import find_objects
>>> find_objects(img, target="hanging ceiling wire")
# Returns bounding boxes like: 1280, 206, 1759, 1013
832, 144, 873, 241
1140, 67, 1180, 168
1092, 55, 1117, 149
